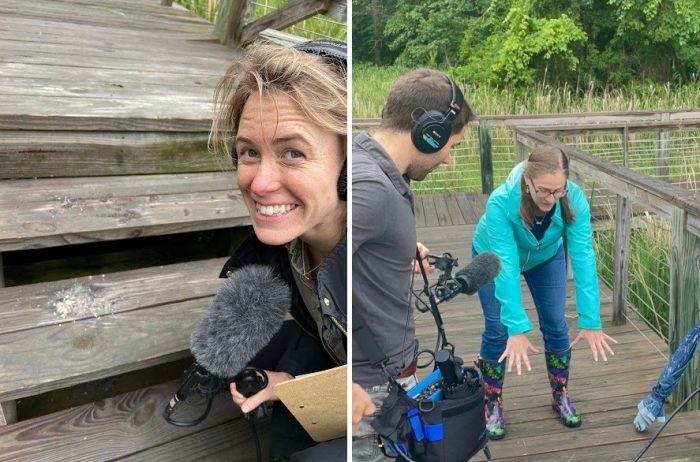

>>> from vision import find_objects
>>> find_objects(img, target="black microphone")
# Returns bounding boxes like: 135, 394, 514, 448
453, 252, 502, 295
190, 264, 292, 380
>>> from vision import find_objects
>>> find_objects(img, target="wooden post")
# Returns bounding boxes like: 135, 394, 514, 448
479, 120, 494, 194
658, 112, 670, 181
669, 207, 700, 411
612, 195, 631, 325
514, 132, 529, 164
214, 0, 248, 46
623, 125, 629, 167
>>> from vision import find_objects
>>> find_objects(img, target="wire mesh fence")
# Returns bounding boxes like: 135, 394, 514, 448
249, 0, 347, 41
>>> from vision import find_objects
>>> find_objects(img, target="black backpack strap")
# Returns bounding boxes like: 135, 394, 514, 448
353, 309, 402, 387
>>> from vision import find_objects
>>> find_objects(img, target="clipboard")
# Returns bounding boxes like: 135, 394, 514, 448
273, 365, 347, 442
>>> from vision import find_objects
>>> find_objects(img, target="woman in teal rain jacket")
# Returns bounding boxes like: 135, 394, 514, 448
472, 145, 618, 439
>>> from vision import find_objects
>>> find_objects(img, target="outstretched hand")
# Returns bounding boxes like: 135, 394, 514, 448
230, 370, 293, 414
571, 329, 618, 362
498, 333, 539, 375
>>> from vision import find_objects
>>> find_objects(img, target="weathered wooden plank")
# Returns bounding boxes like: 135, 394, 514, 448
455, 193, 478, 224
0, 63, 222, 88
0, 192, 249, 251
0, 77, 221, 101
443, 193, 467, 226
0, 257, 227, 335
420, 195, 440, 228
493, 434, 700, 461
0, 114, 212, 132
0, 1, 211, 34
0, 132, 217, 178
0, 296, 211, 402
116, 418, 271, 462
413, 194, 427, 228
0, 95, 215, 121
0, 172, 234, 203
432, 194, 453, 226
471, 417, 700, 461
0, 381, 254, 462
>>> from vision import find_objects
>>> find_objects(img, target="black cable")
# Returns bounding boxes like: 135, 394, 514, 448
247, 412, 262, 462
163, 394, 215, 427
633, 387, 700, 461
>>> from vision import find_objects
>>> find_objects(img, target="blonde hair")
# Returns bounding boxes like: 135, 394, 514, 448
210, 42, 347, 167
520, 145, 575, 228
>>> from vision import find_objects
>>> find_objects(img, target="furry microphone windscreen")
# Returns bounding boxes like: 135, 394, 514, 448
190, 265, 291, 378
455, 252, 502, 295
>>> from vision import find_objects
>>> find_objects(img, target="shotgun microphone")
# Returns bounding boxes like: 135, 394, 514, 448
454, 252, 501, 295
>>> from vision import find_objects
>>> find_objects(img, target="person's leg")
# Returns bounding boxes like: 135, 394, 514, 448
474, 246, 508, 439
523, 245, 581, 427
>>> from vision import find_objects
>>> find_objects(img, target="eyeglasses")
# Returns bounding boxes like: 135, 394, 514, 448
529, 180, 568, 199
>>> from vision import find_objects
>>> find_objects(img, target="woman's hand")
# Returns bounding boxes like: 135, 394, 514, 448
498, 333, 539, 375
571, 329, 618, 362
352, 382, 376, 435
412, 242, 435, 274
229, 370, 293, 414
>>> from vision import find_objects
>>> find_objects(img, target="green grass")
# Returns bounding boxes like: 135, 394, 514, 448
592, 212, 671, 340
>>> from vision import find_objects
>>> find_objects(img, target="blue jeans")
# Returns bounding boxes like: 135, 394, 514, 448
474, 245, 570, 360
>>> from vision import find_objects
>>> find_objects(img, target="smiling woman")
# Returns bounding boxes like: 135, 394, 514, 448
209, 41, 348, 461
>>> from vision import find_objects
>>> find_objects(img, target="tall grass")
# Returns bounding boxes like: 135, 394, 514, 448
353, 63, 700, 118
592, 211, 672, 339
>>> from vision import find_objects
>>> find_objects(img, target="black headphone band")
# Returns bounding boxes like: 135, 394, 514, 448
443, 74, 464, 124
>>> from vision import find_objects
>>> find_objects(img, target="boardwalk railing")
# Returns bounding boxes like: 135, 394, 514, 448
214, 0, 346, 47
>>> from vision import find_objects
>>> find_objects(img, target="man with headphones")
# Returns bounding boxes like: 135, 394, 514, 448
352, 68, 476, 461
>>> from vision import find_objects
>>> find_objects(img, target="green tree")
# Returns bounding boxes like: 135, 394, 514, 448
352, 0, 398, 64
382, 0, 487, 68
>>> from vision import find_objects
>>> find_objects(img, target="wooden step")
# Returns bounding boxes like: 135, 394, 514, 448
0, 257, 227, 402
0, 379, 268, 462
0, 172, 250, 251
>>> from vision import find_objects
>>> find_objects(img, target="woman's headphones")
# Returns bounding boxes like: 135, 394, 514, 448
292, 40, 347, 201
410, 74, 464, 154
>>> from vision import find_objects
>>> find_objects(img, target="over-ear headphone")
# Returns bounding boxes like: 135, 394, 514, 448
410, 74, 464, 154
230, 40, 348, 201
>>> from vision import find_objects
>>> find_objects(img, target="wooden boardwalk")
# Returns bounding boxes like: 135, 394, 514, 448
0, 0, 239, 128
415, 197, 700, 461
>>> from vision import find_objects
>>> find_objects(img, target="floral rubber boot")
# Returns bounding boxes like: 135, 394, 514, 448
478, 358, 507, 440
545, 349, 582, 428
